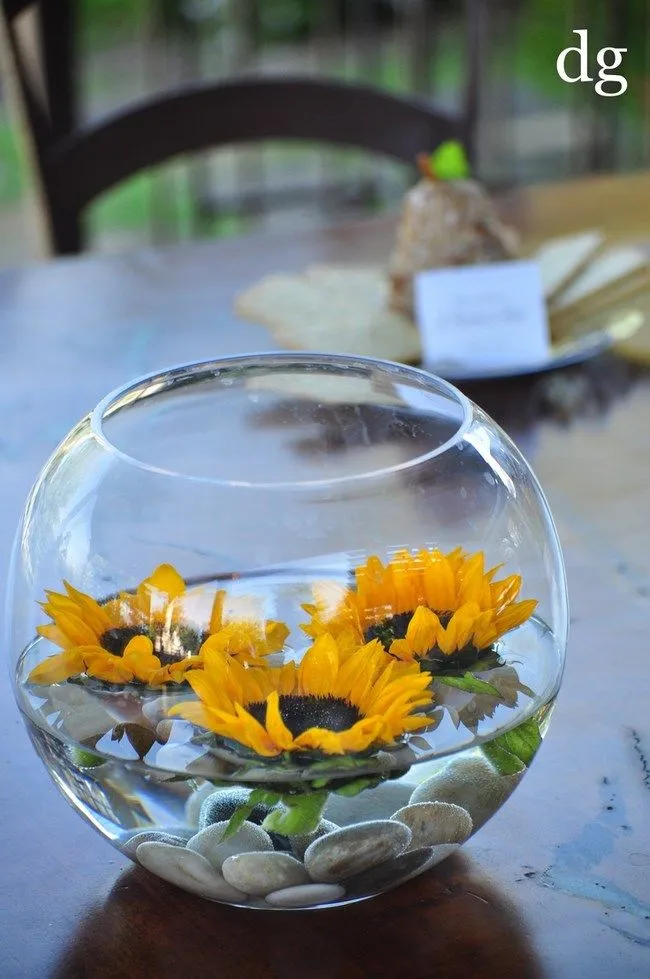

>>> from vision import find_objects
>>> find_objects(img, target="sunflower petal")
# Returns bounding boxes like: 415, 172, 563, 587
494, 598, 537, 636
423, 554, 457, 611
470, 611, 499, 650
293, 727, 346, 754
166, 654, 204, 682
449, 603, 481, 650
264, 620, 290, 653
232, 703, 281, 757
458, 552, 490, 606
209, 590, 226, 634
63, 582, 113, 634
490, 573, 522, 609
27, 648, 86, 684
338, 716, 386, 752
169, 700, 215, 730
145, 563, 186, 599
388, 639, 417, 662
36, 623, 75, 649
298, 634, 340, 696
404, 605, 440, 656
83, 650, 134, 684
51, 611, 100, 648
264, 691, 295, 751
122, 635, 161, 683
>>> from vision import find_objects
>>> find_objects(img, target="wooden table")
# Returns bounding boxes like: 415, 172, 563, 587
1, 173, 650, 978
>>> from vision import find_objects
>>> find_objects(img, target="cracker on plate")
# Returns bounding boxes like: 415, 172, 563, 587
234, 265, 422, 363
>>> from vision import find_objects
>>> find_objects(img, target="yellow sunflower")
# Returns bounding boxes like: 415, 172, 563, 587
302, 549, 537, 668
200, 589, 289, 668
28, 564, 288, 687
169, 633, 433, 757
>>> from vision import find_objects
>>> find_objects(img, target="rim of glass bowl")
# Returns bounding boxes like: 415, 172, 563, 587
90, 351, 473, 491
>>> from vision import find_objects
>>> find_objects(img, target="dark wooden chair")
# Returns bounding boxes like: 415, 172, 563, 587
0, 0, 482, 256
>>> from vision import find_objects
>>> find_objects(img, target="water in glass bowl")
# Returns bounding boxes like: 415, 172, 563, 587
15, 568, 562, 910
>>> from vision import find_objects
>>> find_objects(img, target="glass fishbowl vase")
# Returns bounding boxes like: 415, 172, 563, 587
7, 353, 568, 910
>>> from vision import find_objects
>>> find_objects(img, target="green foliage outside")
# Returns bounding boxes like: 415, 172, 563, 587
0, 0, 646, 242
513, 0, 647, 116
0, 120, 26, 202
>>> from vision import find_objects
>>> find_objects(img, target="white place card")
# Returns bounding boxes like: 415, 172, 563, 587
414, 260, 550, 373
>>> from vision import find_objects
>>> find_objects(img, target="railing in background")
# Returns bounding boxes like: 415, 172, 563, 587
78, 0, 488, 247
1, 0, 649, 256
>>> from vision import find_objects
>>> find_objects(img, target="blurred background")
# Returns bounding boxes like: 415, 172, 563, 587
0, 0, 648, 266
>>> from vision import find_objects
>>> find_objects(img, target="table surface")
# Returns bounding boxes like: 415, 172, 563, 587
1, 171, 650, 979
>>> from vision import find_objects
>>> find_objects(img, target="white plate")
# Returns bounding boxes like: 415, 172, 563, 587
429, 307, 645, 381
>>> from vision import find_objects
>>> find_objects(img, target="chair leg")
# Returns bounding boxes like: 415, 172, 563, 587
39, 0, 76, 141
41, 0, 82, 253
49, 207, 83, 255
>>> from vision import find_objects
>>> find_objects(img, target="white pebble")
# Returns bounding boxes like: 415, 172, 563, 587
290, 820, 340, 860
391, 801, 473, 848
120, 829, 191, 859
265, 883, 345, 908
136, 841, 247, 902
186, 820, 273, 870
222, 852, 309, 897
185, 783, 222, 828
410, 755, 523, 830
304, 820, 411, 883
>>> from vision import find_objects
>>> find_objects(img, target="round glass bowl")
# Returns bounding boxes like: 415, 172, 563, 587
7, 353, 568, 910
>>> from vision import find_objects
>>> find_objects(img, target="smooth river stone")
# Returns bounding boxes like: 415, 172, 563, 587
290, 820, 340, 860
409, 756, 523, 831
344, 844, 459, 899
185, 782, 221, 827
136, 841, 247, 902
222, 852, 310, 897
391, 801, 473, 848
199, 788, 275, 830
304, 820, 412, 883
264, 883, 345, 908
186, 820, 273, 870
121, 829, 192, 859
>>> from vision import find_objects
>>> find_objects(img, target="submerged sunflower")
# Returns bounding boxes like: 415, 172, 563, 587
200, 589, 289, 668
28, 564, 288, 688
169, 633, 433, 757
303, 549, 537, 669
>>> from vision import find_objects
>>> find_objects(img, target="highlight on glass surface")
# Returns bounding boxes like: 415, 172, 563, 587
7, 352, 568, 910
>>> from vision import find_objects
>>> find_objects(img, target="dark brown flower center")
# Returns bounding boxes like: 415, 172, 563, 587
247, 695, 362, 737
364, 609, 454, 651
99, 627, 149, 656
99, 624, 207, 664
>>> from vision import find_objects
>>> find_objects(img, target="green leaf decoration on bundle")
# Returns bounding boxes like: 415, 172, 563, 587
418, 140, 471, 181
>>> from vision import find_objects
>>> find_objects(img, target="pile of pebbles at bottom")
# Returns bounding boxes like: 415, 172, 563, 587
122, 756, 520, 908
